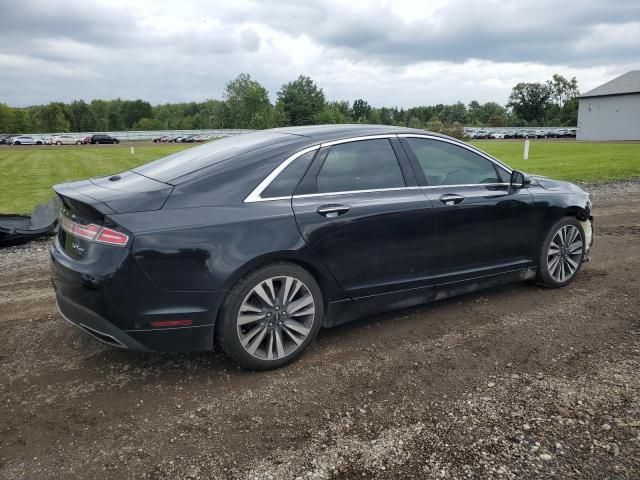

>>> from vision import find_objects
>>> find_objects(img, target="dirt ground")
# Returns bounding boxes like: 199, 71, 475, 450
1, 186, 639, 480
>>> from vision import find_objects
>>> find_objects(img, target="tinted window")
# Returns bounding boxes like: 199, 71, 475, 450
316, 139, 405, 194
261, 149, 317, 198
406, 138, 502, 186
134, 131, 296, 183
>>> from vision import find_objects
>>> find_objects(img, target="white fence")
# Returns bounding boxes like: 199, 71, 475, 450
25, 129, 257, 142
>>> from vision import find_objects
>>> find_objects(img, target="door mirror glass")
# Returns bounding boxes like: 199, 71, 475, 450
510, 170, 530, 189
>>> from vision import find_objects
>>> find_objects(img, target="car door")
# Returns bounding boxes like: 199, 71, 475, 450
400, 135, 535, 280
292, 137, 437, 299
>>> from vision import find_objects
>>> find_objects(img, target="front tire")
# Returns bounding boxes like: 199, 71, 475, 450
536, 217, 586, 288
216, 263, 323, 370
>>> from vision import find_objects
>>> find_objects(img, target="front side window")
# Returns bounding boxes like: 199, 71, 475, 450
316, 139, 405, 194
406, 138, 504, 186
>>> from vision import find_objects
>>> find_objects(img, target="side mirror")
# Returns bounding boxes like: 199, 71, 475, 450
510, 170, 531, 189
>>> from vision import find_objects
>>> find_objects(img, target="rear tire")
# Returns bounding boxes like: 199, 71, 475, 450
536, 217, 586, 288
216, 262, 323, 370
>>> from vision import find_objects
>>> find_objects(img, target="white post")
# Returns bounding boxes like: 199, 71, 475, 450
523, 140, 530, 160
130, 146, 135, 155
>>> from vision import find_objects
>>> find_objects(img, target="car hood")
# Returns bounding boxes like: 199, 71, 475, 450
530, 175, 589, 195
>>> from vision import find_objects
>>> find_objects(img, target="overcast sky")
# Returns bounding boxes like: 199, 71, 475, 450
1, 0, 639, 108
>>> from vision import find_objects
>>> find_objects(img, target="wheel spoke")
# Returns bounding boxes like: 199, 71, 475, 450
565, 256, 579, 270
291, 305, 315, 317
264, 279, 276, 304
548, 242, 561, 254
283, 327, 304, 345
245, 325, 268, 355
266, 331, 275, 360
568, 241, 583, 253
548, 255, 561, 273
274, 328, 285, 358
241, 324, 265, 346
279, 277, 293, 305
238, 312, 265, 326
551, 256, 562, 279
287, 280, 302, 304
240, 304, 262, 313
253, 284, 274, 307
284, 319, 311, 336
287, 295, 313, 315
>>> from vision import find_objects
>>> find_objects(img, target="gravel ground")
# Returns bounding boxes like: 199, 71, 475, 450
1, 181, 639, 479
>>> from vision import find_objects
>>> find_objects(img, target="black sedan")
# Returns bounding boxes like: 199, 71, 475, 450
89, 134, 119, 144
50, 125, 593, 370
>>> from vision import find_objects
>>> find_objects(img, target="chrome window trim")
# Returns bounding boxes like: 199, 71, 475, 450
293, 186, 423, 200
244, 145, 320, 203
319, 134, 397, 148
397, 133, 513, 175
244, 133, 514, 203
421, 182, 510, 189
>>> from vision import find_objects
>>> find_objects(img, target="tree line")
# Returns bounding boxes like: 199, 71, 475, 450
0, 73, 580, 136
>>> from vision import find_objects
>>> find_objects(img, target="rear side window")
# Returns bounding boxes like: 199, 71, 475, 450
261, 149, 317, 198
316, 139, 405, 194
406, 138, 503, 186
133, 131, 296, 183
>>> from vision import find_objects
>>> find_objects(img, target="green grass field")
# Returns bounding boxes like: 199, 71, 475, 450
0, 140, 638, 213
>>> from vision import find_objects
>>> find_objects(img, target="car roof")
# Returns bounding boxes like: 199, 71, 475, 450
133, 125, 460, 184
268, 124, 447, 143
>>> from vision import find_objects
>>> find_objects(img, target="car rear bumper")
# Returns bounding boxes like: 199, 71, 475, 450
55, 291, 216, 352
50, 238, 223, 352
55, 292, 150, 351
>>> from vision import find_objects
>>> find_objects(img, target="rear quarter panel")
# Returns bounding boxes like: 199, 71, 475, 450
111, 201, 345, 301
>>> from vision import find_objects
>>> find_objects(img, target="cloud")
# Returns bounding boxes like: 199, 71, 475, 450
0, 0, 638, 107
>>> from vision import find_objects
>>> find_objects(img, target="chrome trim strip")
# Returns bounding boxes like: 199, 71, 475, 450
293, 186, 423, 199
397, 133, 513, 174
244, 145, 320, 203
244, 133, 514, 203
421, 183, 510, 189
320, 134, 396, 148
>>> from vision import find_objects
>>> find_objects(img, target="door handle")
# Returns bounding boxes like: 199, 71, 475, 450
439, 194, 465, 206
316, 204, 351, 218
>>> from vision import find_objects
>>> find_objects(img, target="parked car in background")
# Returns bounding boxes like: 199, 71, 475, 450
90, 134, 119, 144
52, 134, 82, 145
10, 135, 43, 145
0, 135, 17, 145
152, 135, 170, 142
489, 132, 505, 139
471, 130, 490, 139
51, 125, 593, 370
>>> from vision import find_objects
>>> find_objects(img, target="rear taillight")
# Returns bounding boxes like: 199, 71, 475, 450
95, 228, 129, 246
59, 216, 129, 247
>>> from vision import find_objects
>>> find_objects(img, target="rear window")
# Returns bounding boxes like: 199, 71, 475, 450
133, 131, 295, 183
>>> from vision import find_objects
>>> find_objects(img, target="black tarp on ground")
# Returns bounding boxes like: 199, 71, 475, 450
0, 197, 59, 247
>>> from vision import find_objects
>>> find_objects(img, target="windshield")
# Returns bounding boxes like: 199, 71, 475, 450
133, 131, 297, 183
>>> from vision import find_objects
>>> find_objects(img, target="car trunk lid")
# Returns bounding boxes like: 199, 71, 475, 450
54, 171, 174, 215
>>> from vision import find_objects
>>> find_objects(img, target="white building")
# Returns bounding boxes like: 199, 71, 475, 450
577, 71, 640, 141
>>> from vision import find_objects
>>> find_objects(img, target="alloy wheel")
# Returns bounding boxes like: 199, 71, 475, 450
547, 224, 583, 282
236, 276, 315, 361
